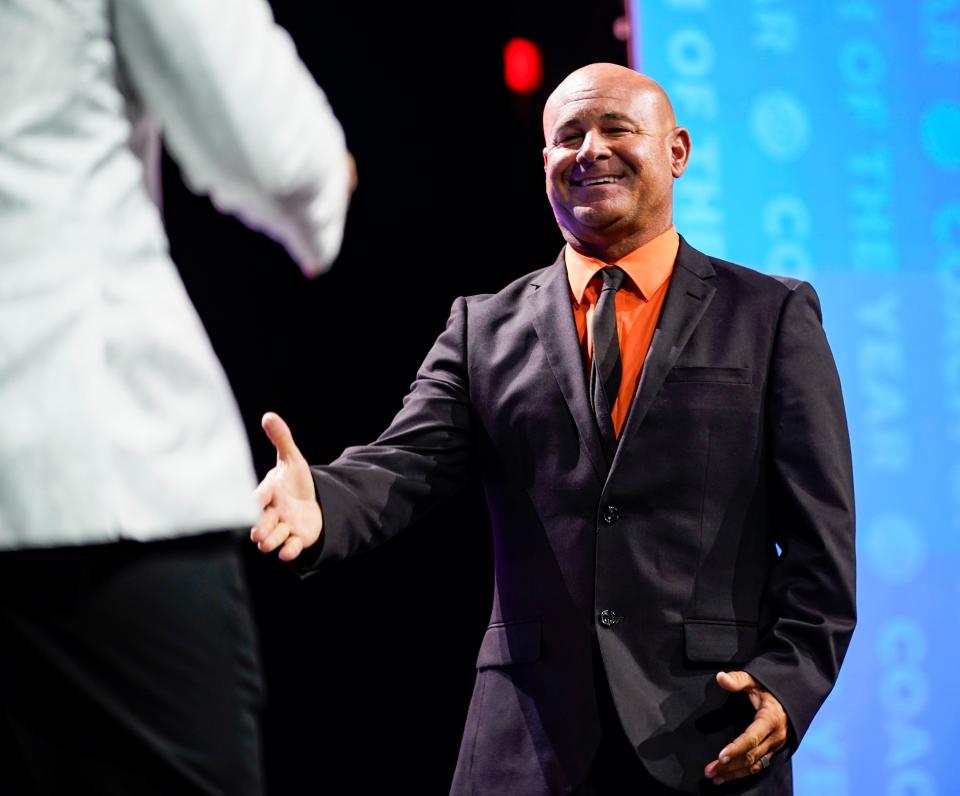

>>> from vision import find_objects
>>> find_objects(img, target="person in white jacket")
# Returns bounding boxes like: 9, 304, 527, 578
0, 1, 352, 792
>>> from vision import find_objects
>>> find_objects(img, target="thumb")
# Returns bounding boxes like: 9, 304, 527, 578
262, 412, 304, 465
716, 670, 756, 693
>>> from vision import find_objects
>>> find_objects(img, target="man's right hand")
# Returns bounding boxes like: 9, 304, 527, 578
250, 412, 323, 562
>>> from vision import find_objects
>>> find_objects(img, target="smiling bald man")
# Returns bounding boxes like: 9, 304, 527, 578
252, 63, 856, 796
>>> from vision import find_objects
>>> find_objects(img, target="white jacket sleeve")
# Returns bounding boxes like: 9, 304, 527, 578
113, 0, 350, 274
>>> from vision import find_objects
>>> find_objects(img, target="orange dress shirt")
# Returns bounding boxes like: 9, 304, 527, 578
565, 226, 679, 437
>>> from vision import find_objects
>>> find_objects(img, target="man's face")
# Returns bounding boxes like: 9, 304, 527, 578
542, 72, 685, 254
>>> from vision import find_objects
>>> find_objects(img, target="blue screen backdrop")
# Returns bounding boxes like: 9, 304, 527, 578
629, 2, 959, 794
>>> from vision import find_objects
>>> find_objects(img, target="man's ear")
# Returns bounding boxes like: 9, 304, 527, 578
670, 127, 691, 178
542, 147, 549, 170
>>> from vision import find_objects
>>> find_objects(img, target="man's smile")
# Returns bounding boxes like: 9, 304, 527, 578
570, 174, 624, 187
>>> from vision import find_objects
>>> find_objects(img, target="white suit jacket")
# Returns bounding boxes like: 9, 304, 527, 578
0, 0, 350, 547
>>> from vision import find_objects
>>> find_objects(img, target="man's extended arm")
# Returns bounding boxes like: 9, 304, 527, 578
253, 298, 475, 565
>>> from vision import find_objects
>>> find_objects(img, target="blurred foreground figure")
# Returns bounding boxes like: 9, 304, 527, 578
253, 64, 854, 795
0, 0, 352, 793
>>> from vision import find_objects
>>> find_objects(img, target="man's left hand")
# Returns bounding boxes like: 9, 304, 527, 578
703, 671, 788, 786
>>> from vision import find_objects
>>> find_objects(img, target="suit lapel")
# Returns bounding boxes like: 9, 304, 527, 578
528, 254, 608, 482
612, 239, 717, 463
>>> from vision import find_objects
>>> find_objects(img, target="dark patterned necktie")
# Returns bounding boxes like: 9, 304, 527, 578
589, 266, 627, 454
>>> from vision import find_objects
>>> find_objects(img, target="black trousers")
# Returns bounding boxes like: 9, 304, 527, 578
0, 532, 264, 796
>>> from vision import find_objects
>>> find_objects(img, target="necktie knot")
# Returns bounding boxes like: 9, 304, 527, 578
598, 265, 627, 294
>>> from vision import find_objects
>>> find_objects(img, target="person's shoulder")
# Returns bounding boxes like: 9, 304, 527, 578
682, 239, 810, 300
461, 257, 561, 312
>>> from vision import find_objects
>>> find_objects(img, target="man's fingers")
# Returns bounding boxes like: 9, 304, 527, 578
278, 535, 304, 562
262, 412, 304, 465
706, 715, 787, 783
250, 506, 278, 543
716, 670, 756, 694
257, 521, 292, 554
712, 759, 762, 785
709, 734, 786, 784
718, 715, 774, 763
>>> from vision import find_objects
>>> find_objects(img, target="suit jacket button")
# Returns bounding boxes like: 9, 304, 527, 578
599, 609, 621, 627
602, 505, 620, 525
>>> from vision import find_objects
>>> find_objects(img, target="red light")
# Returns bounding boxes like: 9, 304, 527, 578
504, 38, 543, 95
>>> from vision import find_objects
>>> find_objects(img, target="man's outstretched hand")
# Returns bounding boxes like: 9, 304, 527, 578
703, 670, 788, 785
250, 412, 323, 562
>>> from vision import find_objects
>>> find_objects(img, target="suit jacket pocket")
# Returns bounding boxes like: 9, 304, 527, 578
665, 366, 752, 384
683, 619, 758, 664
475, 618, 541, 668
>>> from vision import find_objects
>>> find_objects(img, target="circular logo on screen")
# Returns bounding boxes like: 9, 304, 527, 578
750, 91, 810, 162
920, 101, 960, 172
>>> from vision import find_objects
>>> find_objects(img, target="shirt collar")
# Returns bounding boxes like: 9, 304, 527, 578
564, 225, 680, 304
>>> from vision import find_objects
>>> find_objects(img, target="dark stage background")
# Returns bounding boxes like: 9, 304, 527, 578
163, 2, 626, 792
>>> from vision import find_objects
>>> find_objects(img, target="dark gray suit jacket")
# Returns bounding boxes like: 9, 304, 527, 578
304, 238, 856, 795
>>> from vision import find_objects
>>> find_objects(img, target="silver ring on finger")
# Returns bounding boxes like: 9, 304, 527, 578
759, 753, 772, 770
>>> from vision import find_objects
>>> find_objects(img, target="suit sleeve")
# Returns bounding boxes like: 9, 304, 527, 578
294, 297, 474, 574
113, 0, 350, 274
744, 281, 856, 747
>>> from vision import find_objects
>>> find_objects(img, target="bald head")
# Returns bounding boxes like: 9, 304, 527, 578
543, 64, 676, 143
541, 63, 690, 262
